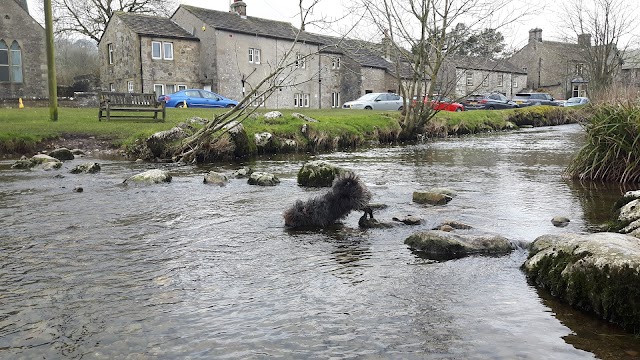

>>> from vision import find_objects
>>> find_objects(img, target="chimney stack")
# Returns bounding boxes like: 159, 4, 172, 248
577, 34, 591, 47
230, 0, 247, 17
528, 28, 542, 43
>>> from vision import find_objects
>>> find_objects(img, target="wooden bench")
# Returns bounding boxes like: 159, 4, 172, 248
98, 92, 166, 122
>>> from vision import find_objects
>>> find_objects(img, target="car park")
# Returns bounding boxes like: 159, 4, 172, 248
462, 93, 518, 110
412, 95, 465, 112
511, 92, 560, 107
562, 96, 590, 107
158, 89, 238, 108
342, 93, 404, 110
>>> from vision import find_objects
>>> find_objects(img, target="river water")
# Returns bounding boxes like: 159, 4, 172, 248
1, 124, 639, 359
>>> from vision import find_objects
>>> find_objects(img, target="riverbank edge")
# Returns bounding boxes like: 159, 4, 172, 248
1, 106, 584, 160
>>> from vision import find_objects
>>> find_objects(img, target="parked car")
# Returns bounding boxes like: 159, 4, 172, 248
562, 96, 590, 107
342, 93, 404, 110
412, 95, 465, 112
463, 93, 518, 110
158, 89, 238, 108
511, 92, 560, 107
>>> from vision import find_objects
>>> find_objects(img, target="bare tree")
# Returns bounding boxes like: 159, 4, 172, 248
55, 35, 99, 86
349, 0, 532, 135
173, 0, 351, 163
52, 0, 175, 43
560, 0, 638, 97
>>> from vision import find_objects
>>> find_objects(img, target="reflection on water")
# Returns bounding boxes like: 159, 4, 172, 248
1, 124, 637, 359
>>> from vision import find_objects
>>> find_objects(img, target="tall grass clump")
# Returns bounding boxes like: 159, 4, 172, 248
564, 104, 640, 183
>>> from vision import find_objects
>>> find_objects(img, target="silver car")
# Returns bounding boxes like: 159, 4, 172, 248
342, 93, 404, 110
562, 97, 590, 107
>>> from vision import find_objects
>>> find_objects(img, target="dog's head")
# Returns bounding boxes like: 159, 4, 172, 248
331, 171, 372, 210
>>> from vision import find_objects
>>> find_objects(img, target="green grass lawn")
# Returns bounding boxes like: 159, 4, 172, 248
0, 105, 576, 155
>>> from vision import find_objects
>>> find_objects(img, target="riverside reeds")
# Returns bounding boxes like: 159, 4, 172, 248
564, 104, 640, 183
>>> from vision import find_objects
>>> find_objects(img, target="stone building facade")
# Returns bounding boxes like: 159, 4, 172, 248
170, 4, 393, 109
99, 12, 200, 95
0, 0, 48, 99
448, 57, 527, 98
99, 2, 402, 109
509, 29, 589, 99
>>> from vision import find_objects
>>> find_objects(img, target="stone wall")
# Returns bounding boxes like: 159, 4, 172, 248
0, 1, 48, 99
99, 14, 200, 95
454, 68, 526, 98
509, 36, 586, 99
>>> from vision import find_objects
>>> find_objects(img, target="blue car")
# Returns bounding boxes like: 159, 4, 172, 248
159, 89, 238, 108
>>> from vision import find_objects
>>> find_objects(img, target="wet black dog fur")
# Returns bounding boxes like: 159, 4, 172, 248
283, 172, 371, 228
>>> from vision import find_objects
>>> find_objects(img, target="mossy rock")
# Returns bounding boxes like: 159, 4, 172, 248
297, 160, 346, 187
523, 233, 640, 333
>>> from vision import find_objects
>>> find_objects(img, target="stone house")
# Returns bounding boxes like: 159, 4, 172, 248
509, 28, 591, 99
439, 57, 526, 98
170, 3, 403, 108
99, 12, 200, 96
0, 0, 48, 100
620, 49, 640, 88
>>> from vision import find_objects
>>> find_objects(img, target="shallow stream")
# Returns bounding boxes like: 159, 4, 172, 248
1, 124, 639, 359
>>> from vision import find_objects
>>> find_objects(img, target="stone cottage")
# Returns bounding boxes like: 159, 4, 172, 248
509, 28, 591, 99
99, 12, 200, 95
98, 1, 407, 109
0, 0, 48, 100
170, 2, 404, 108
443, 56, 527, 98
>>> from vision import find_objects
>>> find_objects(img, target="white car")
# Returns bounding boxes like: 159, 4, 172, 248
342, 93, 404, 110
562, 97, 590, 107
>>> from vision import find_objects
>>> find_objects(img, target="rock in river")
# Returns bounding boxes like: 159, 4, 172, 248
404, 230, 515, 260
522, 232, 640, 333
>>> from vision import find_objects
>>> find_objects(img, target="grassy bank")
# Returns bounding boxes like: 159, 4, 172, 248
0, 105, 580, 157
564, 104, 640, 183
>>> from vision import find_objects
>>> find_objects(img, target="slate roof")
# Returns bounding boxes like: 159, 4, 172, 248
180, 5, 315, 43
179, 5, 396, 71
452, 56, 527, 74
14, 0, 28, 13
115, 12, 198, 40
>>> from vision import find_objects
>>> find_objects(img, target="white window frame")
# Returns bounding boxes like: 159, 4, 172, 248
249, 48, 261, 64
303, 93, 310, 107
177, 84, 187, 91
163, 42, 174, 60
576, 63, 584, 75
107, 43, 114, 65
109, 83, 115, 92
331, 92, 340, 108
497, 74, 503, 87
127, 81, 134, 92
294, 93, 300, 107
296, 52, 306, 68
466, 71, 473, 86
152, 41, 162, 60
166, 84, 176, 94
154, 84, 165, 97
512, 79, 518, 88
332, 56, 341, 70
251, 93, 265, 107
482, 75, 489, 87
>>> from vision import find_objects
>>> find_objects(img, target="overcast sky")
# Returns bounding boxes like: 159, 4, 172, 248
177, 0, 560, 49
27, 0, 638, 50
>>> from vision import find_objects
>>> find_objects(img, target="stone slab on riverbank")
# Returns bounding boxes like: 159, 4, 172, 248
522, 232, 640, 333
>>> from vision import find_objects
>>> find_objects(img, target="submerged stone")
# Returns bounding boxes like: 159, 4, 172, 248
405, 230, 515, 260
49, 147, 75, 161
70, 162, 101, 174
248, 172, 280, 186
124, 169, 172, 184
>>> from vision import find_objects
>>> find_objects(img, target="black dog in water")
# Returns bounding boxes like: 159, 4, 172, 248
283, 172, 371, 228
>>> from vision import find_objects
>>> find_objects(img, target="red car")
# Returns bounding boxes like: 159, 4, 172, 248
412, 95, 465, 112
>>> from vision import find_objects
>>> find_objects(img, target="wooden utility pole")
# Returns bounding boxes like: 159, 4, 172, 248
44, 0, 58, 121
